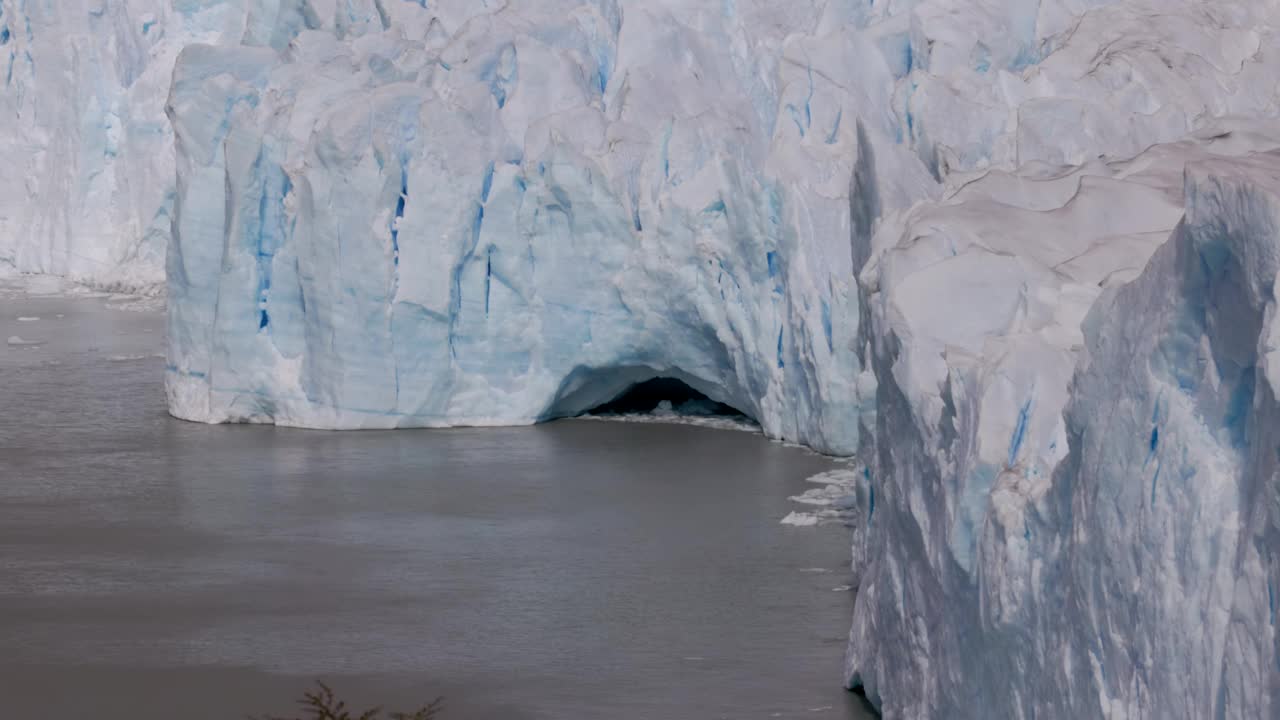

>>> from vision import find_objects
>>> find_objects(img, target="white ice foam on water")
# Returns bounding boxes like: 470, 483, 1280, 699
784, 468, 865, 527
576, 408, 762, 434
780, 512, 822, 528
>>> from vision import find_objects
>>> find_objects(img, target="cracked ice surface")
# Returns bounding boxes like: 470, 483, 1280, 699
850, 119, 1280, 719
841, 0, 1280, 712
0, 0, 251, 291
162, 0, 936, 454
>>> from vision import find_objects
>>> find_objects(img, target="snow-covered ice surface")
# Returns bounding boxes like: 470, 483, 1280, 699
7, 0, 1280, 717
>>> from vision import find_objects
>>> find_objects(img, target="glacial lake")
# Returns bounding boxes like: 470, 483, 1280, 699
0, 294, 874, 720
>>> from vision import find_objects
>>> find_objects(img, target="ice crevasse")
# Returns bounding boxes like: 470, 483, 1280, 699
0, 0, 255, 290
6, 0, 1280, 717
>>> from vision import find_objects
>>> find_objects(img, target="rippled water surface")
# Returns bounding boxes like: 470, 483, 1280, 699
0, 296, 872, 720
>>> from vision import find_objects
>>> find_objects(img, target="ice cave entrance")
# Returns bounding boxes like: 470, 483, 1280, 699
591, 378, 748, 418
545, 368, 756, 425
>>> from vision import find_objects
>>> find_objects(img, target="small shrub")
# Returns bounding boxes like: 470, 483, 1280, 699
250, 681, 444, 720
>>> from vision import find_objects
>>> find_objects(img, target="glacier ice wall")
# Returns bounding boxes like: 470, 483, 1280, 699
163, 0, 948, 454
1051, 152, 1280, 719
847, 124, 1280, 718
838, 0, 1280, 709
0, 0, 492, 289
0, 0, 253, 290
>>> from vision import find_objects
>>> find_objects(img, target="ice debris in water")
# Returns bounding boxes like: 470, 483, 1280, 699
783, 468, 863, 527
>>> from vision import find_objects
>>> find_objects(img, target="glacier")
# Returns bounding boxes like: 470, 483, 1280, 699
0, 0, 254, 290
6, 0, 1280, 717
838, 1, 1280, 715
848, 125, 1280, 718
161, 0, 924, 455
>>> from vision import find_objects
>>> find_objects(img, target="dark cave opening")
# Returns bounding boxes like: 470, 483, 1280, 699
586, 377, 751, 420
541, 365, 757, 426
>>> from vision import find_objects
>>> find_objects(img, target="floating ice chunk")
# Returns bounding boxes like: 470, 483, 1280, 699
784, 468, 864, 527
779, 512, 821, 527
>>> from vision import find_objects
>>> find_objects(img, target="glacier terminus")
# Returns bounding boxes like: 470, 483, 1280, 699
3, 0, 1280, 717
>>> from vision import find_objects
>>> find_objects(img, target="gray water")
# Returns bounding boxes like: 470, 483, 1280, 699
0, 295, 873, 720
